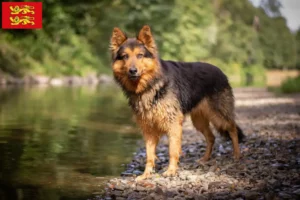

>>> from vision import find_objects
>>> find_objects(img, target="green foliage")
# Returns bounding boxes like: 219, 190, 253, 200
0, 34, 29, 76
295, 29, 300, 68
279, 75, 300, 93
0, 0, 299, 86
257, 15, 297, 69
159, 0, 216, 61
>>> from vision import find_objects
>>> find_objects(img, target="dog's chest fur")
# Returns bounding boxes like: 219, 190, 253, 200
128, 80, 181, 132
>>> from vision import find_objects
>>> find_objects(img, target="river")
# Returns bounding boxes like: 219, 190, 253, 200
0, 85, 141, 200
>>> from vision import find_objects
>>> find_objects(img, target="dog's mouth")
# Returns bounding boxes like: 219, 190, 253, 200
128, 75, 141, 81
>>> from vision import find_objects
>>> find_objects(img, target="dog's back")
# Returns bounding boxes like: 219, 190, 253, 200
160, 59, 244, 160
160, 59, 232, 114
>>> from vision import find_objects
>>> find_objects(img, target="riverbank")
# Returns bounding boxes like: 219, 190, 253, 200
0, 74, 114, 86
100, 88, 300, 200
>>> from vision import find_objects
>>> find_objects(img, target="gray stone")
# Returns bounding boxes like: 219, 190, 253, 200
132, 170, 142, 175
155, 187, 164, 195
50, 78, 64, 86
293, 188, 300, 195
31, 75, 50, 84
187, 175, 198, 182
114, 184, 126, 191
98, 74, 113, 84
278, 192, 293, 199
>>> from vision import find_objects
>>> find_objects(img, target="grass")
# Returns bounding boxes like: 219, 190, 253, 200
268, 75, 300, 94
280, 75, 300, 94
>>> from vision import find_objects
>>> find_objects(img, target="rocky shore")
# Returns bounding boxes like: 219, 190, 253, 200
0, 74, 114, 86
99, 88, 300, 200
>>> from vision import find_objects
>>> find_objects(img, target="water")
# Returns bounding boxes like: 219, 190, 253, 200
0, 85, 141, 200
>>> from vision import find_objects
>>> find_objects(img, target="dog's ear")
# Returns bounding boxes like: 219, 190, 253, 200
110, 27, 127, 52
137, 25, 157, 56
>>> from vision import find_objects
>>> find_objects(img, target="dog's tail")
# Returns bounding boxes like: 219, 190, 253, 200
236, 125, 245, 143
219, 124, 245, 143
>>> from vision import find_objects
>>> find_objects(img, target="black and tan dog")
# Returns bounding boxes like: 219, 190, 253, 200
110, 25, 244, 181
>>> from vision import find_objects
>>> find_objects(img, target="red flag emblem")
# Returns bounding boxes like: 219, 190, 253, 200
2, 2, 42, 29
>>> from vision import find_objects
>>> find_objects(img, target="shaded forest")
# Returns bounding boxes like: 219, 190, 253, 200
0, 0, 299, 86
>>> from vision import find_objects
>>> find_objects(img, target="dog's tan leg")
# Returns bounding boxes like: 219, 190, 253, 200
136, 129, 159, 181
191, 113, 215, 162
162, 121, 182, 177
228, 123, 241, 160
211, 117, 241, 160
199, 129, 215, 162
192, 116, 215, 161
210, 114, 242, 160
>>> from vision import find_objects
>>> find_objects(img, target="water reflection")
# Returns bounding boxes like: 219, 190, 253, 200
0, 85, 141, 200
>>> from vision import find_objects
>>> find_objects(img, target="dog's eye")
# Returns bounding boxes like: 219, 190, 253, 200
137, 53, 144, 59
122, 54, 129, 60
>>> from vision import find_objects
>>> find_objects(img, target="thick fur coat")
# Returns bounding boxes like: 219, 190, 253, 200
110, 25, 244, 181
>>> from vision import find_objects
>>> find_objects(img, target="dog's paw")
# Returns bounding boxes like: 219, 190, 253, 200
233, 151, 242, 161
135, 172, 152, 181
233, 154, 242, 162
198, 156, 210, 163
162, 168, 177, 177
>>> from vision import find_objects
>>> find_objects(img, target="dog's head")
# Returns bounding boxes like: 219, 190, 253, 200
110, 25, 160, 93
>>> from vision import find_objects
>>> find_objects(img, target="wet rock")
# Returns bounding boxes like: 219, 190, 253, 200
111, 190, 122, 197
64, 76, 83, 85
85, 74, 99, 85
264, 192, 276, 200
50, 78, 64, 86
209, 182, 231, 190
132, 170, 142, 175
244, 191, 260, 199
155, 187, 164, 195
208, 165, 217, 172
1, 74, 114, 86
165, 191, 176, 198
186, 175, 198, 182
98, 74, 113, 84
194, 196, 207, 200
0, 76, 7, 85
31, 75, 50, 84
293, 188, 300, 196
135, 185, 146, 191
115, 197, 126, 200
268, 178, 278, 185
278, 192, 293, 199
121, 172, 132, 176
6, 77, 23, 84
114, 184, 127, 191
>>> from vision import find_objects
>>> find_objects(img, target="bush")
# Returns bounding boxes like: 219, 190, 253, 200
240, 64, 266, 87
280, 75, 300, 93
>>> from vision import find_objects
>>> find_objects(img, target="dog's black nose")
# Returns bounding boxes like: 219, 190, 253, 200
129, 67, 138, 75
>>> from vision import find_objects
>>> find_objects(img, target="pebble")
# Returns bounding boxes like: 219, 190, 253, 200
186, 175, 198, 182
114, 184, 126, 191
101, 89, 300, 200
278, 192, 293, 199
155, 187, 164, 195
132, 170, 142, 175
121, 172, 132, 176
293, 188, 300, 195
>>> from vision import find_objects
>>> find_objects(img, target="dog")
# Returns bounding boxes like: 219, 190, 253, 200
109, 25, 244, 181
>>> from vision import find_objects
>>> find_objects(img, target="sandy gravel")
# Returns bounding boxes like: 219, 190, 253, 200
99, 88, 300, 200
